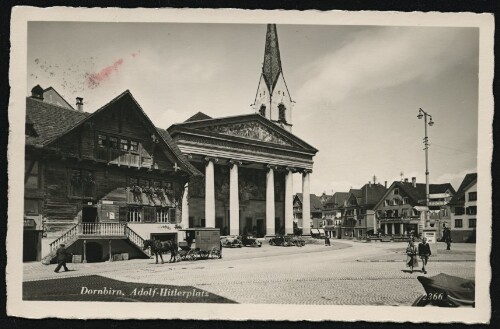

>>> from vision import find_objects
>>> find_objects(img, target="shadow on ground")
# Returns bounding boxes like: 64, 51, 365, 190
23, 275, 236, 303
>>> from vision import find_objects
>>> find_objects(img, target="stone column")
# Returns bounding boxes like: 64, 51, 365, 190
302, 170, 312, 236
384, 223, 388, 235
181, 182, 189, 228
284, 167, 294, 234
400, 223, 404, 236
229, 160, 240, 236
204, 157, 216, 228
265, 165, 276, 236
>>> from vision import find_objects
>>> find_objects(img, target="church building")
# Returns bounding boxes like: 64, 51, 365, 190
168, 24, 318, 237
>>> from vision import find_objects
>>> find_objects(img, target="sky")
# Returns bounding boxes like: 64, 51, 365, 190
27, 22, 479, 194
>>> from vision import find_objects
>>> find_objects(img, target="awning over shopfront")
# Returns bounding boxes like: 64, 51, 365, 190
317, 228, 325, 235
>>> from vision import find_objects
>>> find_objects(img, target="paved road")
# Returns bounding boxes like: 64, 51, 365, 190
24, 240, 475, 305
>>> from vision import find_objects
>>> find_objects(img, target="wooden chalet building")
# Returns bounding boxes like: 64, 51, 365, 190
373, 178, 455, 239
24, 86, 201, 262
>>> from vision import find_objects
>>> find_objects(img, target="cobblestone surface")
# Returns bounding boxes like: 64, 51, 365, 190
24, 240, 475, 305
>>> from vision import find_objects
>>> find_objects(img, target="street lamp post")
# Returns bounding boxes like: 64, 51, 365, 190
417, 108, 434, 230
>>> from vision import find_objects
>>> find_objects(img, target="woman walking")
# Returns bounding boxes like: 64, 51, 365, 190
406, 240, 418, 273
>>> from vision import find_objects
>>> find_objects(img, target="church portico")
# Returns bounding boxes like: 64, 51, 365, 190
166, 24, 318, 237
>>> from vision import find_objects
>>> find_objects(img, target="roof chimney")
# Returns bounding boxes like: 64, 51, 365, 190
412, 177, 417, 188
76, 97, 84, 111
31, 85, 44, 100
368, 181, 372, 187
404, 178, 409, 183
384, 181, 387, 188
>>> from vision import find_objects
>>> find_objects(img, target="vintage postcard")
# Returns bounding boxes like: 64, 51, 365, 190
7, 7, 493, 322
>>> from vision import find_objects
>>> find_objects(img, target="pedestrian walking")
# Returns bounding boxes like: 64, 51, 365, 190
219, 240, 223, 259
324, 235, 330, 246
54, 243, 70, 273
405, 240, 418, 273
443, 227, 452, 250
418, 237, 431, 274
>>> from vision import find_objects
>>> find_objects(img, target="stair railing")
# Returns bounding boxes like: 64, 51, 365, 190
49, 223, 79, 252
125, 226, 145, 250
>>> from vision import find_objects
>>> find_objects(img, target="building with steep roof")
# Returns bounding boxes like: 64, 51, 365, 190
24, 87, 200, 262
293, 193, 324, 230
341, 182, 387, 239
449, 173, 477, 242
322, 192, 349, 238
373, 178, 455, 239
168, 24, 318, 238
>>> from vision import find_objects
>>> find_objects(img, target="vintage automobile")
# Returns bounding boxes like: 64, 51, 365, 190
240, 235, 262, 247
220, 235, 243, 248
269, 234, 295, 247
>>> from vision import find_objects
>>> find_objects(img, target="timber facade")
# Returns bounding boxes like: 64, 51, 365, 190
24, 88, 200, 262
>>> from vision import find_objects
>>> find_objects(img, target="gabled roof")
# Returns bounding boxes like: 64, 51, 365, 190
26, 97, 88, 147
360, 183, 388, 207
449, 173, 477, 205
325, 192, 350, 208
295, 193, 323, 212
27, 90, 201, 176
168, 113, 318, 153
43, 86, 76, 110
262, 24, 283, 93
185, 111, 212, 122
374, 181, 456, 209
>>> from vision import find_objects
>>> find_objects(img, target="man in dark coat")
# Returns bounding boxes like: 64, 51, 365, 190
418, 237, 432, 274
443, 227, 452, 250
54, 243, 70, 273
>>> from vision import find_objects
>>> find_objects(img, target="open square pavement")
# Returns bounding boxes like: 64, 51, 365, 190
23, 240, 475, 305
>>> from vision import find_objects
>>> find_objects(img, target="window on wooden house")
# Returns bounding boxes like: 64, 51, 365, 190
468, 192, 477, 202
384, 199, 390, 206
25, 160, 40, 189
394, 188, 399, 195
120, 139, 129, 151
127, 206, 141, 222
403, 197, 409, 205
468, 218, 476, 228
24, 199, 40, 215
69, 169, 94, 198
454, 219, 463, 228
96, 135, 108, 161
156, 207, 170, 223
143, 206, 156, 222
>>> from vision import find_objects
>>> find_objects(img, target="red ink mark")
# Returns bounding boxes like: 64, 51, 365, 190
85, 58, 124, 89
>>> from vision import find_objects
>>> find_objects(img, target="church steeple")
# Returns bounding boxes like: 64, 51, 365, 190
253, 24, 293, 132
262, 24, 283, 94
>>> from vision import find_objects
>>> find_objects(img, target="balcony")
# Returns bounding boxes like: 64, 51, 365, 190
96, 147, 150, 168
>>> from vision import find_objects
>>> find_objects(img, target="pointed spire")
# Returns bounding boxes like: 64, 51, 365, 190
262, 24, 283, 93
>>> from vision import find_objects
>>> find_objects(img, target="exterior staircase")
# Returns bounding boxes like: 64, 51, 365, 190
41, 223, 148, 264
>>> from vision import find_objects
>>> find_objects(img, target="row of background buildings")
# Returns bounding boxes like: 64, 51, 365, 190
293, 173, 477, 243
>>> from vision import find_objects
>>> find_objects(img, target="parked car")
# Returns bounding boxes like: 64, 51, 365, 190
240, 235, 262, 247
269, 234, 295, 247
220, 235, 243, 248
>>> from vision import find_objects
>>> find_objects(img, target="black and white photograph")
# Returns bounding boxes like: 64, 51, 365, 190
7, 7, 493, 323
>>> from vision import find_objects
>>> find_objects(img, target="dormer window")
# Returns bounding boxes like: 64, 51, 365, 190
259, 104, 266, 117
278, 103, 286, 122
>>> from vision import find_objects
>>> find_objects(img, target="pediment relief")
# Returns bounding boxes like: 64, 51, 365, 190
198, 121, 294, 147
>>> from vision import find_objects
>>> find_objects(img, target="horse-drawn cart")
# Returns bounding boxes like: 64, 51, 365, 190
180, 228, 221, 260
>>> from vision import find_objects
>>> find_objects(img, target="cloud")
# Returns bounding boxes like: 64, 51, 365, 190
295, 27, 476, 107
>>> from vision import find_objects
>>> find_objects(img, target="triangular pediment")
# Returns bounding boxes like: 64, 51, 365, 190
198, 119, 295, 147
